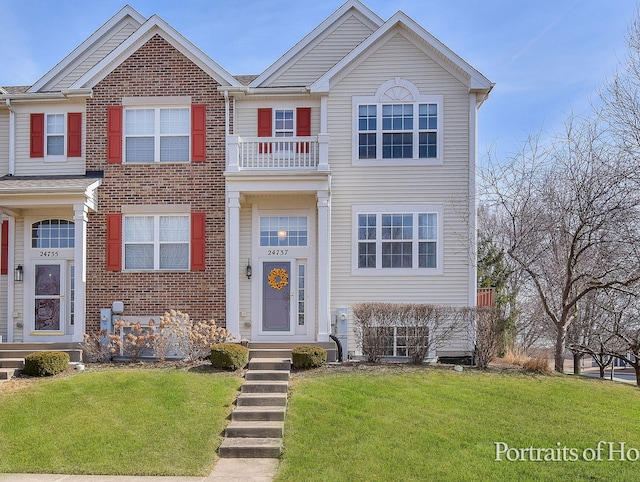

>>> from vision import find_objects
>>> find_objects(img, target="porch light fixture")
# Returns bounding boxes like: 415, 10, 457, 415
246, 259, 252, 279
14, 265, 23, 282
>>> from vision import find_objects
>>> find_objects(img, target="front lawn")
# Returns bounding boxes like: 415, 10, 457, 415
276, 366, 640, 481
0, 366, 241, 476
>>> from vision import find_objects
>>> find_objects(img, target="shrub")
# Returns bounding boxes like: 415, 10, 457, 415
292, 346, 327, 369
210, 343, 249, 370
24, 351, 70, 377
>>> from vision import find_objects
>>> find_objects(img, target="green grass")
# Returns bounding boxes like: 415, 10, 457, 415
276, 368, 640, 482
0, 367, 241, 476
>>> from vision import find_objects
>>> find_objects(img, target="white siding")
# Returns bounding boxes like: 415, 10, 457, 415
234, 99, 321, 137
13, 218, 24, 343
268, 15, 375, 87
239, 203, 252, 339
51, 23, 139, 91
0, 111, 8, 176
326, 33, 475, 355
13, 103, 86, 177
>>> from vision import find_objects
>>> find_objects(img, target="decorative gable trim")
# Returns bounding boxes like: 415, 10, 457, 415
71, 16, 241, 90
249, 0, 383, 88
311, 12, 493, 95
29, 6, 146, 93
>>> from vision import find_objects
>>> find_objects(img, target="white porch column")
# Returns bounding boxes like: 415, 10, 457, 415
316, 190, 331, 342
226, 191, 241, 339
73, 203, 88, 342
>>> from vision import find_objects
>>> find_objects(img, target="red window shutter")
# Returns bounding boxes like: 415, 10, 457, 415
106, 213, 122, 271
191, 212, 206, 271
30, 113, 45, 158
296, 107, 311, 153
257, 108, 272, 154
67, 112, 82, 157
107, 106, 123, 164
191, 104, 206, 162
1, 220, 8, 276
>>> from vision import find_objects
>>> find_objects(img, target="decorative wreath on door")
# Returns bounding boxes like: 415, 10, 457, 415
268, 267, 289, 291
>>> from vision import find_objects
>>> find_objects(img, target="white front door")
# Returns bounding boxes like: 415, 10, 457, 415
27, 260, 74, 338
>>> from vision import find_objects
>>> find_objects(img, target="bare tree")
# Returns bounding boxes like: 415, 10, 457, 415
481, 116, 640, 373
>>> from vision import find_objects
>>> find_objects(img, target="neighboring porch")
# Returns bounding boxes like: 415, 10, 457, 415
0, 173, 101, 344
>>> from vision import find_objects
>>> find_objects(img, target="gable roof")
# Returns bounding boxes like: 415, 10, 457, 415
249, 0, 383, 88
311, 11, 493, 96
29, 5, 146, 93
71, 14, 241, 89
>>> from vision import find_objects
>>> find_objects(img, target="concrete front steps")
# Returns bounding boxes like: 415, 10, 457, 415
218, 354, 291, 458
248, 341, 338, 362
0, 342, 83, 380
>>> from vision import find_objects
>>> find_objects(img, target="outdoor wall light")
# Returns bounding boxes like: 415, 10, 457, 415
14, 265, 23, 282
246, 259, 252, 279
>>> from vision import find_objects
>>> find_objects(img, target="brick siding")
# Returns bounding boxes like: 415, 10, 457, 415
85, 35, 227, 331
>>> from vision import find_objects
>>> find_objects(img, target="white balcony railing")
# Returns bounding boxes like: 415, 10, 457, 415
227, 135, 329, 171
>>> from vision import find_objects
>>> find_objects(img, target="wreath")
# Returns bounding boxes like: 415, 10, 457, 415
268, 267, 289, 291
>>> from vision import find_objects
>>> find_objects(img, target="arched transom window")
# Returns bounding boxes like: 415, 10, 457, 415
32, 219, 75, 248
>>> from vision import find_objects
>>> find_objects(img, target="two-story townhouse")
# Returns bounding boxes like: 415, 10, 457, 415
0, 1, 492, 363
0, 6, 239, 347
223, 0, 493, 360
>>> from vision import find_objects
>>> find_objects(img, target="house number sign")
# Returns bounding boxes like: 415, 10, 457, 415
38, 251, 60, 258
267, 249, 289, 256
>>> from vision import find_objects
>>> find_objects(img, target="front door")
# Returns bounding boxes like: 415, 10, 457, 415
33, 263, 64, 332
262, 261, 291, 332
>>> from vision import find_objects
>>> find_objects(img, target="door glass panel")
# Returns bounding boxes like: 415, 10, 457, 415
34, 265, 61, 331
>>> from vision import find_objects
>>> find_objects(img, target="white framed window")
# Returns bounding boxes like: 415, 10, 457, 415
260, 216, 308, 247
124, 107, 190, 163
353, 205, 443, 275
46, 114, 65, 157
353, 79, 443, 166
123, 214, 190, 270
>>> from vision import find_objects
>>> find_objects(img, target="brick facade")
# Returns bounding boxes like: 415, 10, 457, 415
85, 35, 227, 331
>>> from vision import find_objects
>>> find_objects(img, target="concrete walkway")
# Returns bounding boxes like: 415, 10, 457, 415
0, 458, 279, 482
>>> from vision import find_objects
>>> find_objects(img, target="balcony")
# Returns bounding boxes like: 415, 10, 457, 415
227, 135, 329, 171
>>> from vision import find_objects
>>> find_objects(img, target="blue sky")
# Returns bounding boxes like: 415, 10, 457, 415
1, 0, 637, 160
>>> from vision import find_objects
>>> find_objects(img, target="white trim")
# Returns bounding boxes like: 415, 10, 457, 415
29, 6, 146, 93
250, 0, 383, 88
468, 93, 478, 308
311, 12, 493, 94
351, 204, 444, 276
72, 16, 241, 90
352, 78, 444, 166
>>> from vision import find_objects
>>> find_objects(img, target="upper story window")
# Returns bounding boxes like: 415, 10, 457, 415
30, 112, 82, 160
353, 205, 442, 275
353, 78, 442, 166
124, 107, 190, 163
274, 110, 294, 138
107, 100, 206, 164
46, 114, 65, 156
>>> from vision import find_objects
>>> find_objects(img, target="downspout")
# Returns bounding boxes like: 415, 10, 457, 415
224, 90, 230, 136
6, 99, 15, 176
